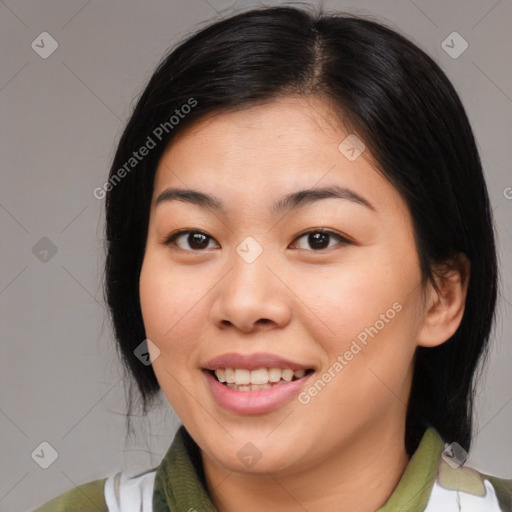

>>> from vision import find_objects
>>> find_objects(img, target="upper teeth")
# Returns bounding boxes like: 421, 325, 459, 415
214, 368, 306, 385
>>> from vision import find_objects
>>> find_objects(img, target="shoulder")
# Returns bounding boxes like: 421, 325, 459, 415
425, 458, 512, 511
32, 477, 108, 512
103, 467, 157, 511
484, 473, 512, 511
32, 467, 158, 512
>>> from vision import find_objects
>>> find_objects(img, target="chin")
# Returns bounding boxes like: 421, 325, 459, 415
202, 435, 306, 476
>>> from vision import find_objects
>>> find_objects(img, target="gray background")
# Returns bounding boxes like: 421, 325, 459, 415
1, 0, 511, 510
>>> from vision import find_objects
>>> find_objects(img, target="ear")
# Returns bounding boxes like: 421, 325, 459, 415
417, 253, 470, 348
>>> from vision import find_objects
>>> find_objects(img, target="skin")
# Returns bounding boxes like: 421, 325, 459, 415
139, 95, 469, 512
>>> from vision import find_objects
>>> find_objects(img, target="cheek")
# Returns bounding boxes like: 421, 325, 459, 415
139, 253, 201, 358
295, 252, 421, 378
298, 287, 419, 429
295, 261, 402, 342
139, 257, 171, 339
139, 253, 205, 415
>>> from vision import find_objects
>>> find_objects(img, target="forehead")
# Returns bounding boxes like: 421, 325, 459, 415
151, 96, 408, 222
157, 96, 348, 175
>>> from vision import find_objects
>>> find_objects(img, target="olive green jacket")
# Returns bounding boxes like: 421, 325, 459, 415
33, 426, 512, 511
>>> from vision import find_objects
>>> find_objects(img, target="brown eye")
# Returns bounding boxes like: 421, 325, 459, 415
292, 229, 351, 251
162, 230, 217, 251
160, 228, 351, 252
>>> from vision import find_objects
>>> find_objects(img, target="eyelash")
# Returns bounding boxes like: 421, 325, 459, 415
160, 228, 352, 252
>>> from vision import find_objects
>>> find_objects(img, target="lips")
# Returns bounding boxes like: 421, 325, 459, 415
203, 368, 314, 414
201, 352, 315, 414
203, 352, 313, 371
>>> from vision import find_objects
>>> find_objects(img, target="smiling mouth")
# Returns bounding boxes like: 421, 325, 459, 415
206, 368, 315, 391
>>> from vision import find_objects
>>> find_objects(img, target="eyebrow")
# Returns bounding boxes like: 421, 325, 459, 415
155, 185, 376, 214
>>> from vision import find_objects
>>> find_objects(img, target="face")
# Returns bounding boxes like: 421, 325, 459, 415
139, 96, 427, 476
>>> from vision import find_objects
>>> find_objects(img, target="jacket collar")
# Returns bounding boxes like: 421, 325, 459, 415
152, 426, 444, 512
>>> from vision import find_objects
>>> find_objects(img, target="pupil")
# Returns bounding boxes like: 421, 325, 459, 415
189, 233, 208, 249
309, 232, 329, 249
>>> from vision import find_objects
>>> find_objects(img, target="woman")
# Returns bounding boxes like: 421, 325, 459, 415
34, 5, 511, 511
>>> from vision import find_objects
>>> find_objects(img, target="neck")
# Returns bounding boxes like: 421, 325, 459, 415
201, 419, 411, 512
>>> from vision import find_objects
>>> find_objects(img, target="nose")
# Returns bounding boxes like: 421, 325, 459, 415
209, 245, 291, 333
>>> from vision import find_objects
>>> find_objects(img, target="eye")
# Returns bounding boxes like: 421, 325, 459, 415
160, 228, 352, 252
291, 228, 352, 251
161, 230, 218, 251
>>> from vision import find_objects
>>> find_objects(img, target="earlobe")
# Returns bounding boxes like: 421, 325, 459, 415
417, 253, 470, 348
